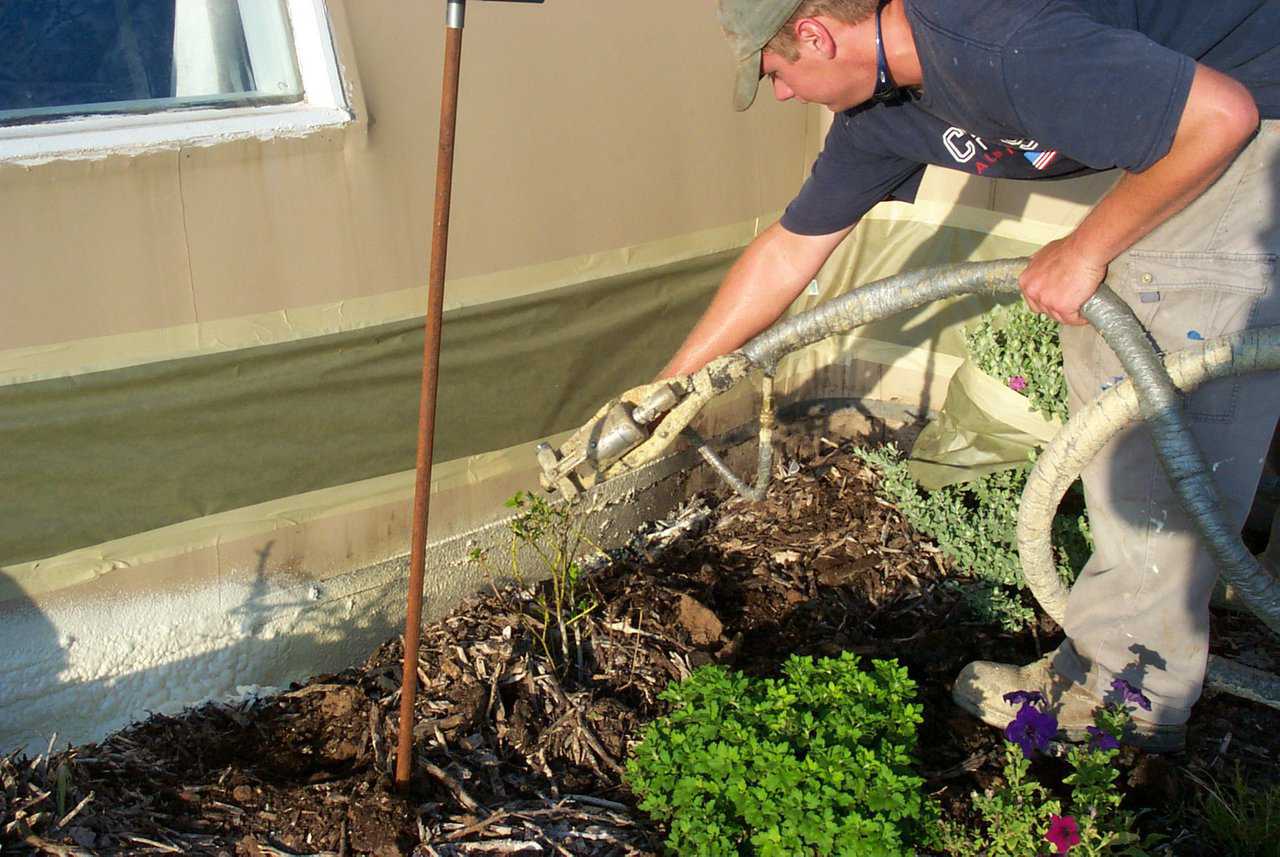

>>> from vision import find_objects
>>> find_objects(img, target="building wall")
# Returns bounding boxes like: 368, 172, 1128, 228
1, 1, 814, 575
0, 1, 815, 753
2, 1, 810, 354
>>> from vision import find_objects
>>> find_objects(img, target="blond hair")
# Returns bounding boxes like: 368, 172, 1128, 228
766, 0, 879, 60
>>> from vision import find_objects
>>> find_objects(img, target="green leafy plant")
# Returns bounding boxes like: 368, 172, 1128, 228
966, 300, 1069, 422
856, 444, 1091, 631
626, 652, 938, 856
1188, 764, 1280, 857
939, 741, 1063, 856
941, 684, 1157, 856
473, 491, 598, 675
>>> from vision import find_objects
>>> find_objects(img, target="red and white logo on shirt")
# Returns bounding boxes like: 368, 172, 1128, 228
942, 126, 1057, 174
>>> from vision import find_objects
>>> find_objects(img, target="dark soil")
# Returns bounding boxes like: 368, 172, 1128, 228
4, 436, 1279, 856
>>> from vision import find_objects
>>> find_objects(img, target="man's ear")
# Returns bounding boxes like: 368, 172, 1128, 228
793, 18, 837, 59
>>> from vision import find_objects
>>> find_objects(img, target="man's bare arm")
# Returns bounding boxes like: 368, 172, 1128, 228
659, 221, 853, 378
1021, 63, 1260, 325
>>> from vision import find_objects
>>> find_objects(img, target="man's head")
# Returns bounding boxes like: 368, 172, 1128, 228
718, 0, 880, 111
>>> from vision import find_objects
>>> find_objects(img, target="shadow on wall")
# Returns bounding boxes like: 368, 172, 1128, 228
825, 213, 1019, 421
0, 542, 413, 756
0, 568, 68, 751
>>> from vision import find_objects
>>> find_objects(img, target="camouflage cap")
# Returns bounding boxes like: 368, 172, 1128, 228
717, 0, 806, 110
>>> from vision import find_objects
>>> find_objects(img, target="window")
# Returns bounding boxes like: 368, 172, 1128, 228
0, 0, 349, 162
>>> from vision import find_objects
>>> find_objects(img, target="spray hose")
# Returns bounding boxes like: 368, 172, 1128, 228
660, 258, 1280, 708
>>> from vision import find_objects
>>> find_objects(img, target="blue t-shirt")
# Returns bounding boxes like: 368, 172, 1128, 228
781, 0, 1280, 236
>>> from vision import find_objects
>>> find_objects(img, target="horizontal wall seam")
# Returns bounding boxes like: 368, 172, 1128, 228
0, 214, 776, 389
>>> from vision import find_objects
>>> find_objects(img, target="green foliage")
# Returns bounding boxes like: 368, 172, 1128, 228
472, 491, 598, 675
626, 653, 938, 856
1190, 765, 1280, 857
856, 444, 1091, 631
54, 761, 71, 819
939, 743, 1062, 856
942, 704, 1155, 856
965, 300, 1069, 422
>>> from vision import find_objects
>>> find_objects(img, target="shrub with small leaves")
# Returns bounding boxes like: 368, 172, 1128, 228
855, 297, 1093, 631
470, 491, 598, 676
626, 653, 938, 856
965, 300, 1069, 422
856, 444, 1091, 631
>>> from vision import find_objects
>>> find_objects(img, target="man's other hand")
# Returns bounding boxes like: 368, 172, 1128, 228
1018, 236, 1108, 326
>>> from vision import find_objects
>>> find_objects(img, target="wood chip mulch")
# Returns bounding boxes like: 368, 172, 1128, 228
4, 436, 1280, 856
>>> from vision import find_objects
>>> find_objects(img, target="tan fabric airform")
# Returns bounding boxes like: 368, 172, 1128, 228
1, 205, 1068, 598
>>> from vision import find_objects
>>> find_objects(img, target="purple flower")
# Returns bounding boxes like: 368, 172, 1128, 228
1007, 375, 1029, 392
1004, 702, 1058, 759
1003, 690, 1046, 707
1087, 725, 1120, 751
1045, 815, 1081, 854
1111, 678, 1152, 712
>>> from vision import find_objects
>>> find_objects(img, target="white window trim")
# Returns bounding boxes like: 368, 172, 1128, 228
0, 0, 351, 166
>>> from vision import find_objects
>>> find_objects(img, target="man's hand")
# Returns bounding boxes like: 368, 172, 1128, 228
1018, 235, 1109, 326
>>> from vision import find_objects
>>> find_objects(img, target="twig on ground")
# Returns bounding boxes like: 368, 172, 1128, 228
421, 761, 485, 814
21, 834, 93, 857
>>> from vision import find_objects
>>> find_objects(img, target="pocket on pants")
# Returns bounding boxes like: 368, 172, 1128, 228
1104, 250, 1276, 422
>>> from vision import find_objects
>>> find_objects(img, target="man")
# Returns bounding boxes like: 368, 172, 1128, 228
664, 0, 1279, 751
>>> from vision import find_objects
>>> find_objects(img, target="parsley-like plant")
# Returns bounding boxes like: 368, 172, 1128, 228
626, 653, 938, 856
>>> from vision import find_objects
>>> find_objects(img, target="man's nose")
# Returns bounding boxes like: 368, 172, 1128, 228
772, 77, 794, 101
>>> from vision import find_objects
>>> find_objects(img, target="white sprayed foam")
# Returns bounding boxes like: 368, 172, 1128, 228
0, 559, 411, 755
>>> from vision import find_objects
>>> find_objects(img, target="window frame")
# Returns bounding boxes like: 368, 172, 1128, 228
0, 0, 350, 164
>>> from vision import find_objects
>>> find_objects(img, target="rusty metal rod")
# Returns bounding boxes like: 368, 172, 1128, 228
395, 3, 465, 792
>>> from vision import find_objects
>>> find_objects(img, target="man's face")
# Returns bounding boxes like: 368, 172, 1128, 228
759, 21, 878, 113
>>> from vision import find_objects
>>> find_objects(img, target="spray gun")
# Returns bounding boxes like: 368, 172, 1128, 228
536, 380, 686, 499
536, 353, 763, 500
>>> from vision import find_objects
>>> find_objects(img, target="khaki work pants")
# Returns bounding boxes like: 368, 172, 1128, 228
1054, 120, 1280, 725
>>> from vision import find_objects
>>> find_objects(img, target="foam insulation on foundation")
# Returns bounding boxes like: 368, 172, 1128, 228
1, 559, 410, 755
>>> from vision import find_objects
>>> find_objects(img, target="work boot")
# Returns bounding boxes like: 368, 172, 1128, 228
952, 655, 1186, 753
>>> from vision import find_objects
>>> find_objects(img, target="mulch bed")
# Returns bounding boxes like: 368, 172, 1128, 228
4, 435, 1279, 855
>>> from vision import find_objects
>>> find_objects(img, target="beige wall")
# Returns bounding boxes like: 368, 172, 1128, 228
0, 1, 811, 353
0, 2, 823, 753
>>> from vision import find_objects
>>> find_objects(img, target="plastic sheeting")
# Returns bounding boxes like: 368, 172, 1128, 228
907, 357, 1061, 490
2, 202, 1067, 598
0, 250, 736, 567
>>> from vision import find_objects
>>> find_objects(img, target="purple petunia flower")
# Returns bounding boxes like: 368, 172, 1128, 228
1003, 690, 1046, 707
1005, 702, 1058, 759
1087, 725, 1120, 751
1007, 375, 1029, 392
1111, 678, 1152, 712
1045, 815, 1081, 854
